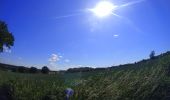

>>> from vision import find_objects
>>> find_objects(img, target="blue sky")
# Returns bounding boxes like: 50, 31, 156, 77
0, 0, 170, 70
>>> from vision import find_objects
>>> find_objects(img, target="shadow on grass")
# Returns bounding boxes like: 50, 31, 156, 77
0, 84, 14, 100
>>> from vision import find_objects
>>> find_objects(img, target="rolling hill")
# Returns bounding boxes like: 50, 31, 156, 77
0, 51, 170, 100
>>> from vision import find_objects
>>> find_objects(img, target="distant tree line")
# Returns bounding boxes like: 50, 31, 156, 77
0, 63, 51, 74
1, 50, 170, 74
12, 66, 50, 74
67, 67, 94, 73
66, 67, 109, 73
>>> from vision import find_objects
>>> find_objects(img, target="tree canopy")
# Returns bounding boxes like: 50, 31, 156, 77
41, 66, 50, 74
29, 67, 38, 73
150, 50, 155, 59
0, 20, 14, 52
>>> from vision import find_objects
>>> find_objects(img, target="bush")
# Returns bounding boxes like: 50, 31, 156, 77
41, 66, 49, 74
29, 67, 38, 73
150, 51, 155, 59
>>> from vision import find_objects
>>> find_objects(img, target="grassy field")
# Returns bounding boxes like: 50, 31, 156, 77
0, 52, 170, 100
0, 71, 66, 100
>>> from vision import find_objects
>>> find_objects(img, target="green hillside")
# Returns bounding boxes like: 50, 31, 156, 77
0, 51, 170, 100
69, 52, 170, 100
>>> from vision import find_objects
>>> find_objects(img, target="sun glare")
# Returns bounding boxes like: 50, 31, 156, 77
90, 1, 117, 18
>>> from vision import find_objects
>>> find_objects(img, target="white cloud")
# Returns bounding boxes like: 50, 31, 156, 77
59, 55, 63, 58
77, 65, 83, 67
113, 34, 119, 38
48, 54, 58, 71
47, 64, 59, 71
47, 53, 72, 70
65, 59, 70, 63
48, 54, 60, 63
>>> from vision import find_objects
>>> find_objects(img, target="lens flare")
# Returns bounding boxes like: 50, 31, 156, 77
89, 1, 117, 18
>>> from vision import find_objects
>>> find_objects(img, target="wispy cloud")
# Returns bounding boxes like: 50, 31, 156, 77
48, 54, 62, 70
48, 54, 60, 63
113, 34, 119, 37
119, 0, 146, 8
59, 55, 63, 58
65, 59, 70, 63
55, 13, 82, 19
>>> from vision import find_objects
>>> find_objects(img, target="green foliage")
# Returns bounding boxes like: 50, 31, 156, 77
0, 71, 65, 100
41, 66, 50, 74
150, 50, 155, 59
29, 67, 38, 73
0, 20, 14, 52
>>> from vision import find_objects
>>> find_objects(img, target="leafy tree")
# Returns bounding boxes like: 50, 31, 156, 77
29, 67, 38, 73
150, 50, 155, 59
0, 20, 14, 52
41, 66, 50, 74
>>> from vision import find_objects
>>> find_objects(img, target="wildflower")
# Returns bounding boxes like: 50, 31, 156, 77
65, 88, 74, 100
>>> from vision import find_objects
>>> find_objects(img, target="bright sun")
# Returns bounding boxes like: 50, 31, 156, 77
90, 1, 117, 18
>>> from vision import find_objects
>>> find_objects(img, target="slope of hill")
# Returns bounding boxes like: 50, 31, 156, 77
64, 51, 170, 100
0, 51, 170, 100
0, 63, 23, 71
